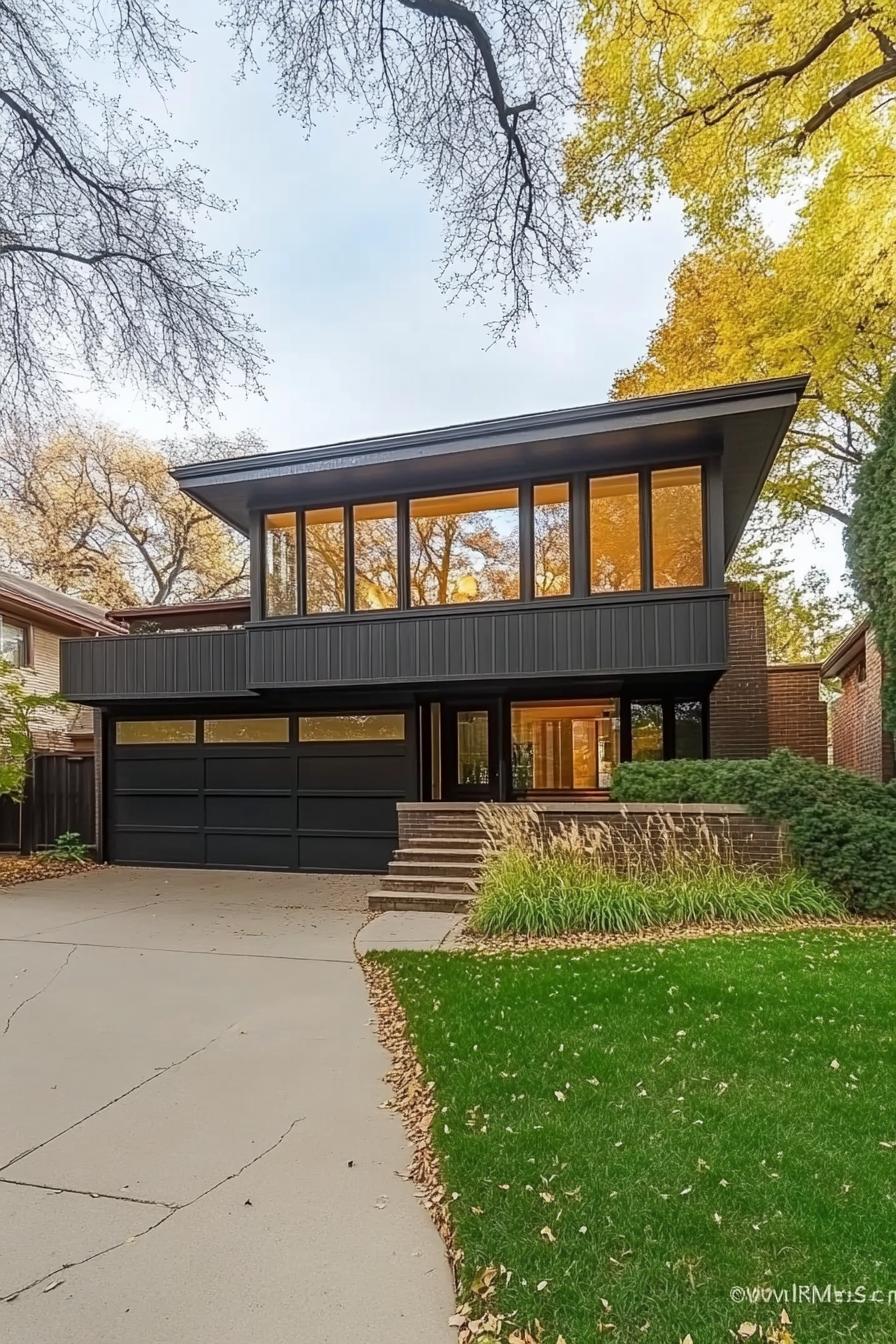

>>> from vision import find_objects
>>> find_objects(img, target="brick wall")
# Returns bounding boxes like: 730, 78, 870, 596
397, 802, 788, 874
709, 587, 770, 758
830, 630, 895, 783
767, 664, 828, 764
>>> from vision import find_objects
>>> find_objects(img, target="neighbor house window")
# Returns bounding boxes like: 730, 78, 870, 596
298, 713, 405, 741
304, 507, 346, 614
204, 717, 290, 744
651, 465, 705, 588
533, 483, 571, 598
353, 501, 398, 610
264, 512, 297, 617
673, 700, 704, 758
409, 488, 520, 606
629, 702, 664, 761
0, 617, 27, 667
590, 474, 641, 592
511, 700, 620, 791
115, 720, 197, 744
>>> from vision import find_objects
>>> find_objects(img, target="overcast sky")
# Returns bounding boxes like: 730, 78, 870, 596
79, 0, 845, 587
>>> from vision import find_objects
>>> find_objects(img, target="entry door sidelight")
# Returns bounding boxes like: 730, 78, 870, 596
444, 705, 499, 800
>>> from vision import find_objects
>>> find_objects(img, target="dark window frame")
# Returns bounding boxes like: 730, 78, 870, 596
259, 460, 712, 621
0, 614, 31, 669
621, 694, 709, 762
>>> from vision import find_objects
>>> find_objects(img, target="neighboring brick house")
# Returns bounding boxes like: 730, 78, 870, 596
822, 621, 895, 783
0, 572, 123, 751
710, 585, 828, 763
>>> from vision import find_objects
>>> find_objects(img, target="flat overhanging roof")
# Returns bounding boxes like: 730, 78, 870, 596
173, 375, 808, 562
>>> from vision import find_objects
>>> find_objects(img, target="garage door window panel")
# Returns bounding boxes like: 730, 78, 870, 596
115, 720, 197, 744
204, 717, 290, 743
298, 713, 406, 742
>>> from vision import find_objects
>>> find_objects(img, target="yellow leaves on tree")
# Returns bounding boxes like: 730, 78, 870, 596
566, 1, 896, 535
0, 425, 249, 607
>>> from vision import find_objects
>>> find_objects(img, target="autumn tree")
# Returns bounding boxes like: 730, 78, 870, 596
566, 1, 896, 534
0, 660, 64, 803
0, 2, 265, 435
847, 374, 896, 728
0, 426, 254, 607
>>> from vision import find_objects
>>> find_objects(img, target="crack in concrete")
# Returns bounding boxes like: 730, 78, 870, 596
26, 898, 168, 939
0, 1177, 176, 1209
2, 1115, 306, 1302
0, 934, 357, 964
2, 946, 77, 1037
0, 1022, 236, 1175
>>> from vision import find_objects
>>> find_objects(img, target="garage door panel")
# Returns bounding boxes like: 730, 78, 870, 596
112, 829, 203, 866
204, 794, 294, 830
298, 794, 401, 832
110, 711, 412, 872
115, 756, 201, 791
299, 833, 394, 873
298, 752, 409, 792
205, 831, 295, 869
204, 754, 294, 791
115, 793, 200, 829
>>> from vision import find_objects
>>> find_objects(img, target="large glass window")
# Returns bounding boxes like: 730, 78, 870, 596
630, 702, 664, 761
353, 501, 398, 610
673, 700, 704, 758
590, 474, 641, 592
304, 507, 346, 614
204, 717, 290, 743
0, 617, 27, 667
533, 483, 571, 598
511, 700, 620, 791
116, 720, 196, 744
298, 713, 405, 741
651, 465, 705, 588
264, 512, 297, 617
409, 488, 520, 606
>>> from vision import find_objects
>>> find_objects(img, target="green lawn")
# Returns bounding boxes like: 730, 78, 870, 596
378, 929, 896, 1343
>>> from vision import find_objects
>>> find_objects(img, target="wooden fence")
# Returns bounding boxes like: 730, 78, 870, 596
0, 753, 96, 853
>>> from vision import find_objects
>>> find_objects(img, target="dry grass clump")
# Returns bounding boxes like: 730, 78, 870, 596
471, 804, 841, 936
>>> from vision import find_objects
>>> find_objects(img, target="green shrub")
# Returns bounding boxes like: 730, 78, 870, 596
611, 751, 896, 914
471, 849, 840, 937
470, 800, 842, 937
41, 831, 90, 863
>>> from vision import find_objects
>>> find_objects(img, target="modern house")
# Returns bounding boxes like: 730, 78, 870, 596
822, 620, 895, 783
59, 375, 811, 874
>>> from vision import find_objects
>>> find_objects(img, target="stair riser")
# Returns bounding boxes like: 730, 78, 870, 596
380, 877, 476, 894
388, 866, 481, 881
368, 893, 472, 914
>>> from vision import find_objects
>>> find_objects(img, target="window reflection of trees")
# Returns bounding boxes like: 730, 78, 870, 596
534, 483, 570, 597
305, 508, 346, 613
410, 490, 520, 606
651, 467, 704, 588
353, 503, 399, 610
590, 475, 641, 592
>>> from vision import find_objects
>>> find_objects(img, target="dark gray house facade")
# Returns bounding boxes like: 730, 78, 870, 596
60, 376, 806, 873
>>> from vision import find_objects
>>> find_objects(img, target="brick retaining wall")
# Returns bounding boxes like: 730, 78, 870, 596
397, 802, 788, 875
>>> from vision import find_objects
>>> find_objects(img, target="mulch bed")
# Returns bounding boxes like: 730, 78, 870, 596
454, 912, 894, 955
0, 854, 98, 888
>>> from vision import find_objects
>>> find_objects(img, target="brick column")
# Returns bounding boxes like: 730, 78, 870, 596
709, 586, 770, 759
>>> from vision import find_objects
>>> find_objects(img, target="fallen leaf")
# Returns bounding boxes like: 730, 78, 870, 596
539, 1226, 556, 1243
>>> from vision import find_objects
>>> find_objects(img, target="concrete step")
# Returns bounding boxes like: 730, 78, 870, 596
400, 830, 485, 843
388, 860, 481, 880
394, 846, 484, 861
368, 889, 473, 914
380, 872, 477, 895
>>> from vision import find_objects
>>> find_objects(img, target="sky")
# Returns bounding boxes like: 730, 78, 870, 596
79, 0, 845, 588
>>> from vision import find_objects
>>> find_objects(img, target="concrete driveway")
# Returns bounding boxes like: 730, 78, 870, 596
0, 867, 455, 1342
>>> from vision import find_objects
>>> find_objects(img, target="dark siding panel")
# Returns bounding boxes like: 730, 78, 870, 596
60, 631, 251, 701
248, 593, 728, 688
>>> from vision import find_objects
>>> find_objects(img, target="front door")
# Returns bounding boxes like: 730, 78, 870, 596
442, 704, 499, 800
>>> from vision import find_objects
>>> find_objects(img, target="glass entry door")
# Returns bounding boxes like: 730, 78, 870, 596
443, 705, 498, 800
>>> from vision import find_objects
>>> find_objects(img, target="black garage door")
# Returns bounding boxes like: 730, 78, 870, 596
108, 711, 414, 872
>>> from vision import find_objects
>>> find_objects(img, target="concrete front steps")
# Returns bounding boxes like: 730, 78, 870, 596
368, 803, 489, 913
